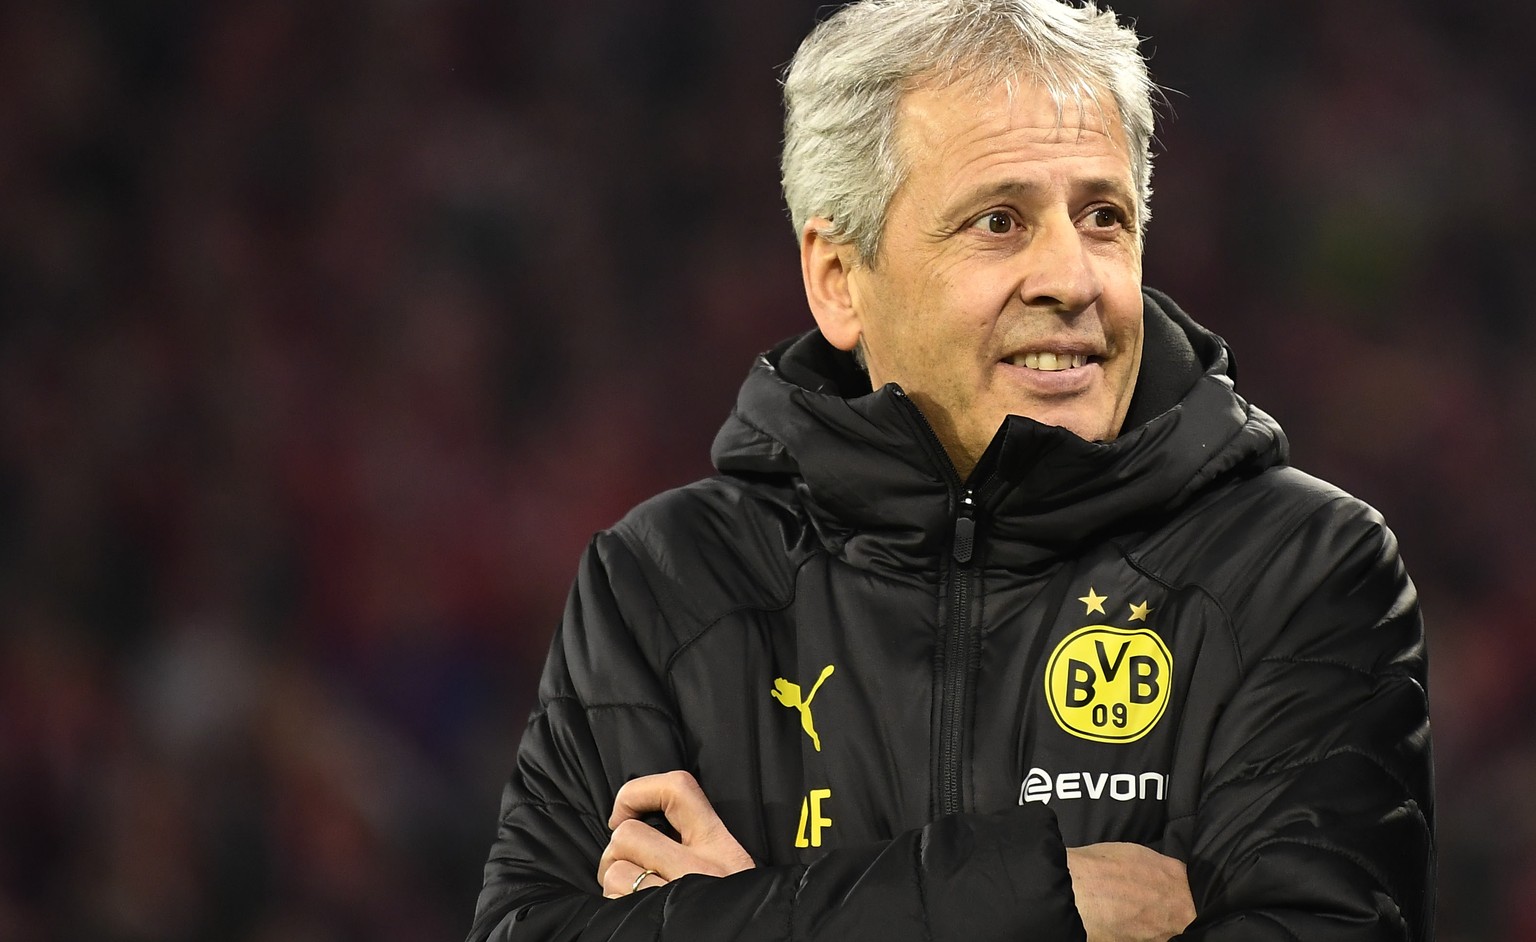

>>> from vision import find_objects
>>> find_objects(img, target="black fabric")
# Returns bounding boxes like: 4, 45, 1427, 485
468, 288, 1434, 942
711, 288, 1284, 576
1123, 286, 1207, 430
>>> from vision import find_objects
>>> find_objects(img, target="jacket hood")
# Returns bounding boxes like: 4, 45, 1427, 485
710, 287, 1289, 576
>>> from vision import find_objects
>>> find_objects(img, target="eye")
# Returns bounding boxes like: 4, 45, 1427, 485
1084, 205, 1128, 231
970, 210, 1017, 235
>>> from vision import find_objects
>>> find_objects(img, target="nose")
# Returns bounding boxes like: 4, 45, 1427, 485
1018, 213, 1101, 314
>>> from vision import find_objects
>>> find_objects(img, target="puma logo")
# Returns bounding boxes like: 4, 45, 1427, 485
771, 665, 835, 751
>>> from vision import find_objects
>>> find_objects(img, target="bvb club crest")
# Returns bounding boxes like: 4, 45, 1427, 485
1044, 588, 1172, 744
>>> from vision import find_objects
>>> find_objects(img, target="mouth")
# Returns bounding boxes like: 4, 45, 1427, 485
1003, 352, 1098, 372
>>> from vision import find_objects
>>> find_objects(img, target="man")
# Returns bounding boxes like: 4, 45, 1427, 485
468, 1, 1434, 939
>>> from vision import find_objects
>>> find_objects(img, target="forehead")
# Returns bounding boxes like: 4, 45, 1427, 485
893, 74, 1132, 186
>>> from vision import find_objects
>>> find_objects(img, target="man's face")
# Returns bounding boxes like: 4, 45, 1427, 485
843, 76, 1144, 476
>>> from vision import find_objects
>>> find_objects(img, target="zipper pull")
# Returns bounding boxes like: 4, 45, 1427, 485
953, 491, 976, 564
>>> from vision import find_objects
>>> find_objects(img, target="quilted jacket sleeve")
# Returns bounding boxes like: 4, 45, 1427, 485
1180, 498, 1434, 940
466, 533, 1086, 942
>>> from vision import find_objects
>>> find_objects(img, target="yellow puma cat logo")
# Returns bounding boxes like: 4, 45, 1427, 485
771, 664, 835, 751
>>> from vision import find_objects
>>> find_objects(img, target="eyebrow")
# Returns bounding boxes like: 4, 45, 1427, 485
945, 176, 1137, 218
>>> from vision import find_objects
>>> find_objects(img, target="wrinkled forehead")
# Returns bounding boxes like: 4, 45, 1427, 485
909, 62, 1130, 127
894, 68, 1130, 159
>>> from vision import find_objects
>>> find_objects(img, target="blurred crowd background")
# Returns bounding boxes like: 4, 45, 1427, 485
0, 0, 1531, 939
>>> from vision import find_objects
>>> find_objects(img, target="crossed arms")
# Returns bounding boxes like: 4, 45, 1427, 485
598, 770, 1194, 941
467, 501, 1433, 942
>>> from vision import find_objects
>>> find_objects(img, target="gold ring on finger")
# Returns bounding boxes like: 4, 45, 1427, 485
631, 868, 658, 894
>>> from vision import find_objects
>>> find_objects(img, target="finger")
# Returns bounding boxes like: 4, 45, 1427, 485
610, 771, 727, 842
606, 817, 704, 878
609, 770, 703, 827
600, 858, 668, 899
598, 819, 685, 887
597, 833, 623, 886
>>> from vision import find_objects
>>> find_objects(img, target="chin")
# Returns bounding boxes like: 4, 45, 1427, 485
1014, 405, 1116, 443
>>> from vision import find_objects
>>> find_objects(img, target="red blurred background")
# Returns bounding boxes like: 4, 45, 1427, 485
0, 1, 1531, 939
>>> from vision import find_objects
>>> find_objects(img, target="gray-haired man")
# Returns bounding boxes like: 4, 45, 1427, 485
468, 2, 1433, 939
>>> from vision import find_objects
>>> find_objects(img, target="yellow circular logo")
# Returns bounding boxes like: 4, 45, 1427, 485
1045, 626, 1172, 743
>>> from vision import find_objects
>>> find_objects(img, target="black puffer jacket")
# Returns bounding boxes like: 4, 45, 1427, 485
468, 289, 1434, 941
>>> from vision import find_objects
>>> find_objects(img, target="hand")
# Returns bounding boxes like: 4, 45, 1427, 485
597, 770, 756, 898
1067, 842, 1195, 942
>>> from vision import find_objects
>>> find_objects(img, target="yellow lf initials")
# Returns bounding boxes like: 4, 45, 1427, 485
795, 789, 832, 848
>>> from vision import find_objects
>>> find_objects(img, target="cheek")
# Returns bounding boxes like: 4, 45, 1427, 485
1104, 259, 1143, 332
1108, 313, 1144, 408
889, 273, 975, 350
1102, 279, 1143, 350
931, 271, 1017, 361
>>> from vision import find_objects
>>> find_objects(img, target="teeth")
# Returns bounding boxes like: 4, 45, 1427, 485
1016, 353, 1089, 371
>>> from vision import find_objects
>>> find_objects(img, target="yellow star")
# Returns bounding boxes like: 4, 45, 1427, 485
1129, 601, 1153, 622
1078, 588, 1107, 616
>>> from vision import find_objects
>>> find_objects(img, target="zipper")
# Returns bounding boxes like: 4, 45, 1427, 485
890, 387, 985, 819
939, 489, 978, 816
952, 492, 976, 565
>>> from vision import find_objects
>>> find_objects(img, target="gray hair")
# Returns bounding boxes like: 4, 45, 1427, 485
781, 0, 1157, 264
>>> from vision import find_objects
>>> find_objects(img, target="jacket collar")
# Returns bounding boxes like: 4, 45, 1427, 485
711, 288, 1288, 579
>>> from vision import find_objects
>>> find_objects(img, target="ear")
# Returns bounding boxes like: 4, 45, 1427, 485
800, 218, 863, 352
